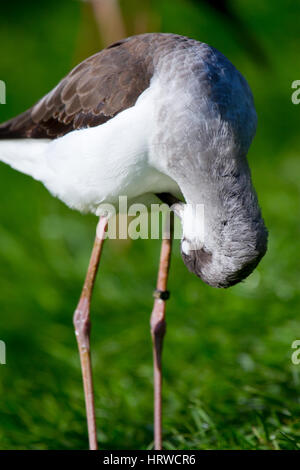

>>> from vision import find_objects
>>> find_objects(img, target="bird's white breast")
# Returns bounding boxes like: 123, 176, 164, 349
41, 83, 180, 214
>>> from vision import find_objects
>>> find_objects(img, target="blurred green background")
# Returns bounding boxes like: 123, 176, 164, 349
0, 0, 299, 450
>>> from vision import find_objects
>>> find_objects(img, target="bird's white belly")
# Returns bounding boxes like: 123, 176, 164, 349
42, 87, 180, 214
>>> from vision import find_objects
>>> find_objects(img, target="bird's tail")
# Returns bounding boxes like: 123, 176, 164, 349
0, 138, 49, 181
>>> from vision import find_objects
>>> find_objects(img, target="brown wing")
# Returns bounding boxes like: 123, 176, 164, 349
0, 34, 158, 139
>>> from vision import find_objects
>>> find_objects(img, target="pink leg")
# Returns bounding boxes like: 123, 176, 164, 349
150, 212, 174, 450
73, 216, 108, 450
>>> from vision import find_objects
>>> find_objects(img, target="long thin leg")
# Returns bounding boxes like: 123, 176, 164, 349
150, 211, 174, 450
73, 216, 108, 450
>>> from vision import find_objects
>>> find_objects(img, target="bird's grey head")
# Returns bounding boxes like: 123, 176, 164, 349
153, 40, 268, 287
174, 158, 268, 288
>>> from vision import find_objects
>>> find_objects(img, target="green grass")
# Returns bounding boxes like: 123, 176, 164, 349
0, 0, 299, 450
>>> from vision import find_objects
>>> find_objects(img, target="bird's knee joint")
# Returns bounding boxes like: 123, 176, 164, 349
73, 299, 91, 337
151, 317, 166, 340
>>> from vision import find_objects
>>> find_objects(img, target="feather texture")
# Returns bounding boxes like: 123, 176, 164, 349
0, 34, 197, 140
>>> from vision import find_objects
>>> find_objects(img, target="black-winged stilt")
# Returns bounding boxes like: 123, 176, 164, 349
0, 33, 267, 450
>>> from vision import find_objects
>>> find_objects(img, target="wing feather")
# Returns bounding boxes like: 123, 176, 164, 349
0, 35, 158, 139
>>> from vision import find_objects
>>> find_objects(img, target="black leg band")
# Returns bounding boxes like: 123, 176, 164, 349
153, 289, 170, 300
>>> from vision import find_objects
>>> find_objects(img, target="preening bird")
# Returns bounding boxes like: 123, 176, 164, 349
0, 33, 267, 450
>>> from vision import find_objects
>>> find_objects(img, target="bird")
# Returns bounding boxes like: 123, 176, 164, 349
0, 33, 268, 450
